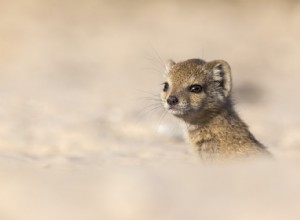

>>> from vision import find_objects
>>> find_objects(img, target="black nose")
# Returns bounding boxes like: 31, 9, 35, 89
167, 96, 179, 106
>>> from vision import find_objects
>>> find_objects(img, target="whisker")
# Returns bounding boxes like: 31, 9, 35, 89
135, 89, 160, 96
144, 44, 166, 69
140, 45, 167, 81
135, 95, 161, 100
141, 65, 165, 76
136, 98, 161, 103
140, 103, 163, 112
135, 103, 164, 120
136, 90, 152, 95
156, 110, 167, 128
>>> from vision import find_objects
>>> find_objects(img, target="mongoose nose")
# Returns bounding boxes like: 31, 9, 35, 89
167, 96, 179, 106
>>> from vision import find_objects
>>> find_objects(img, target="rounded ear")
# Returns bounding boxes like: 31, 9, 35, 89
210, 60, 232, 98
164, 60, 176, 77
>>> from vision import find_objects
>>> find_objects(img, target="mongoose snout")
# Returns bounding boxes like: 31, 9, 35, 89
167, 96, 179, 106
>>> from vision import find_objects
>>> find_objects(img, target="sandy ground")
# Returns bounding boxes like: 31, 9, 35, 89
1, 0, 300, 219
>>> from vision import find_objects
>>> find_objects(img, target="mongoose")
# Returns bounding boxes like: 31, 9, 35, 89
161, 58, 270, 161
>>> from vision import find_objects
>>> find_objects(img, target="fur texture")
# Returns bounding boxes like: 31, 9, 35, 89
161, 59, 270, 161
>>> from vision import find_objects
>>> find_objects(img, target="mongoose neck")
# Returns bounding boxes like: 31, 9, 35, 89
184, 98, 237, 128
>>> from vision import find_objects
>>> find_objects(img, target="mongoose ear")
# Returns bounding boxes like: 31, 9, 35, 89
211, 60, 232, 98
164, 60, 176, 77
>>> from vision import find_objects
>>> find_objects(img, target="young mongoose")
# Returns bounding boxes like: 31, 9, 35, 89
161, 58, 270, 161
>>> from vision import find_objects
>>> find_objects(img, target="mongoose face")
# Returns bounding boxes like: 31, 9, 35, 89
161, 59, 232, 122
160, 58, 270, 159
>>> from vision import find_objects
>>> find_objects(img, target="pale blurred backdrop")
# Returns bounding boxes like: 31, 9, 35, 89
1, 0, 300, 219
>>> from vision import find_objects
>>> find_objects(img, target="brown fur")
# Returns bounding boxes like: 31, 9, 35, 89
161, 58, 270, 161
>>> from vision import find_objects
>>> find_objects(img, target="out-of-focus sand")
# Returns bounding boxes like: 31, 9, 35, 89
1, 0, 300, 219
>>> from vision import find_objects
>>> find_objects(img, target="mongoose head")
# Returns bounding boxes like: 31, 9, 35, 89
161, 59, 232, 123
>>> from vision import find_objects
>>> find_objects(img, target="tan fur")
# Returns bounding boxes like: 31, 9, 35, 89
161, 59, 270, 161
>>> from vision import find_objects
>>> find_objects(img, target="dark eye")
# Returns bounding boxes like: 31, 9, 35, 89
162, 82, 169, 92
189, 84, 202, 93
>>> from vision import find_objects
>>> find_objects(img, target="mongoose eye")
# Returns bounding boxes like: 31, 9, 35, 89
162, 82, 169, 92
189, 84, 202, 93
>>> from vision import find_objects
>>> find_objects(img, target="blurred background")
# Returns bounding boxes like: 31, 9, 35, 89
1, 0, 300, 219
